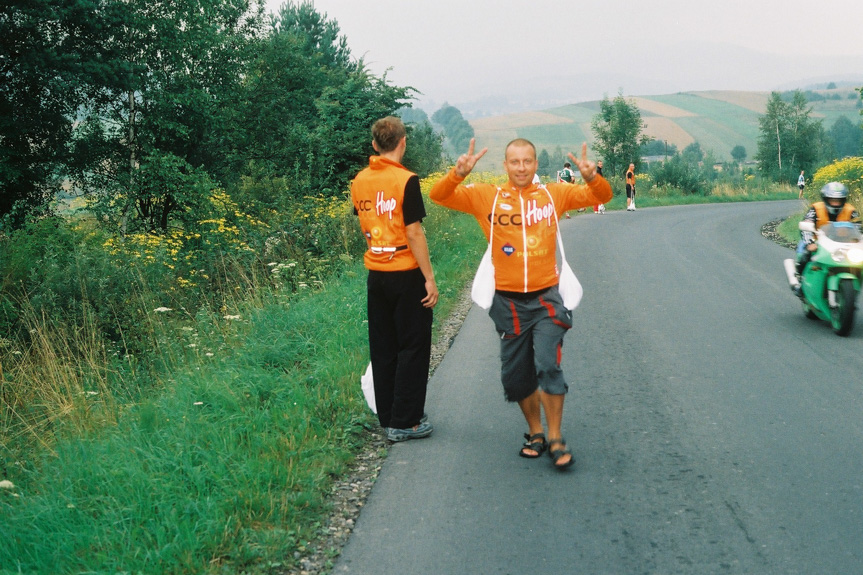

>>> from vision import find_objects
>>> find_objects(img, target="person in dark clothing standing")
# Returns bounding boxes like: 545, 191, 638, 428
351, 116, 438, 442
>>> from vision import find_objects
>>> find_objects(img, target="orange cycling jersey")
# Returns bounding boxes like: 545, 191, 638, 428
351, 156, 420, 272
430, 169, 612, 292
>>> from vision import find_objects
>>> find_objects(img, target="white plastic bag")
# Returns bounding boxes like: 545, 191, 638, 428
471, 190, 501, 310
558, 260, 583, 310
471, 245, 495, 309
360, 362, 376, 413
540, 185, 583, 310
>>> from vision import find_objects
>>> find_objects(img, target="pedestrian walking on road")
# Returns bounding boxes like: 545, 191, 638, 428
351, 116, 438, 443
594, 160, 606, 213
625, 162, 636, 211
430, 138, 612, 470
798, 170, 806, 199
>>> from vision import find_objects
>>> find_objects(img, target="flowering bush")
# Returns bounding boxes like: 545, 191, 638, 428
102, 189, 269, 295
811, 157, 863, 208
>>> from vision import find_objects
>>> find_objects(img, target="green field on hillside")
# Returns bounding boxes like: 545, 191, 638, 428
469, 88, 862, 172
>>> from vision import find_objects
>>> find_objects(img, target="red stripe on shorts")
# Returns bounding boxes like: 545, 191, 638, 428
509, 300, 521, 335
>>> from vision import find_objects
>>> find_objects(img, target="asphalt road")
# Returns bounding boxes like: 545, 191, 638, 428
333, 200, 863, 575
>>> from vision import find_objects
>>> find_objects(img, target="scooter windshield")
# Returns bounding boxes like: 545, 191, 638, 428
821, 222, 862, 243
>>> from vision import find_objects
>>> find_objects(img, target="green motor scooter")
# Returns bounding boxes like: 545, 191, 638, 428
785, 221, 863, 336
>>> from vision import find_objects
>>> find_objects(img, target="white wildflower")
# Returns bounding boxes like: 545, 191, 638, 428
0, 480, 15, 489
153, 307, 172, 313
223, 314, 241, 321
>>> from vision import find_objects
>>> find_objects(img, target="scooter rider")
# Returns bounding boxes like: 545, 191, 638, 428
795, 182, 860, 287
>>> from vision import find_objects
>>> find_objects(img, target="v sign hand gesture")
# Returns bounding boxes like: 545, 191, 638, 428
455, 138, 488, 178
567, 142, 597, 183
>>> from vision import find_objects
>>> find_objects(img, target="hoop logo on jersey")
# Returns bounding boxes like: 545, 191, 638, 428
376, 191, 396, 219
524, 199, 555, 227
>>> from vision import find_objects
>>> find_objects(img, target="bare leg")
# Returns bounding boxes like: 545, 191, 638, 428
517, 390, 545, 456
540, 391, 572, 467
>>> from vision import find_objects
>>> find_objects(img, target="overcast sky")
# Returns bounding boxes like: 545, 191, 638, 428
264, 0, 863, 113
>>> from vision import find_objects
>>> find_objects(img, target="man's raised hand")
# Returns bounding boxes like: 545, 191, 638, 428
568, 142, 597, 183
454, 138, 488, 178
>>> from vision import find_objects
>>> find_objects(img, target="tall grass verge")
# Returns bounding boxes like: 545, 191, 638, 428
0, 180, 483, 573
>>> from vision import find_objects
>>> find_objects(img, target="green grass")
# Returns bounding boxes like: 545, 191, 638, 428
598, 190, 798, 212
518, 123, 590, 151
0, 198, 483, 574
778, 212, 805, 245
544, 104, 599, 123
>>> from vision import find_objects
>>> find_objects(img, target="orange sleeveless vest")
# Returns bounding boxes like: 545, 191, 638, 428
351, 156, 419, 272
813, 202, 856, 229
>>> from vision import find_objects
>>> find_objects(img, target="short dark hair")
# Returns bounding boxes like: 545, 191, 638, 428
372, 116, 406, 152
563, 162, 571, 168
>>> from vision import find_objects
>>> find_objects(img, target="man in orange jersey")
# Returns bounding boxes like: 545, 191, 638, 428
430, 138, 611, 470
351, 116, 438, 442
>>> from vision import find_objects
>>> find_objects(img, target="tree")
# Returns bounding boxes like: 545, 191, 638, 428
225, 1, 410, 203
397, 107, 430, 125
0, 0, 134, 228
401, 120, 445, 178
67, 0, 264, 233
731, 145, 747, 164
590, 92, 649, 177
681, 142, 704, 164
650, 154, 707, 195
396, 107, 445, 177
755, 90, 826, 181
640, 139, 677, 157
431, 104, 474, 157
828, 115, 863, 159
537, 149, 550, 177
